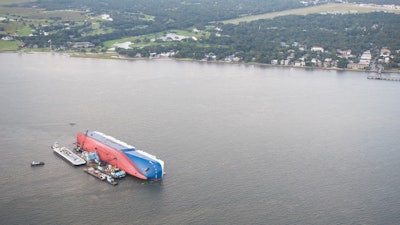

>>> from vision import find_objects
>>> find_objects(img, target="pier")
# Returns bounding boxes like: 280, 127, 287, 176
367, 75, 400, 82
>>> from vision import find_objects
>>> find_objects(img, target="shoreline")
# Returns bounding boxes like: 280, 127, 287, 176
3, 50, 400, 74
66, 52, 400, 75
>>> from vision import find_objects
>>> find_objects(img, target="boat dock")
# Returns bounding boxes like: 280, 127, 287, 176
367, 75, 400, 81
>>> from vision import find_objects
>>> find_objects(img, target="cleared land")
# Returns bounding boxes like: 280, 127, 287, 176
0, 40, 20, 51
0, 7, 85, 21
223, 3, 400, 24
0, 0, 35, 6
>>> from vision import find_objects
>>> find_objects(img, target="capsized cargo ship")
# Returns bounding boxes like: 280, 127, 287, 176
76, 131, 164, 180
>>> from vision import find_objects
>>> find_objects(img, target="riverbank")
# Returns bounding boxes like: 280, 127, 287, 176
67, 52, 400, 75
3, 50, 400, 74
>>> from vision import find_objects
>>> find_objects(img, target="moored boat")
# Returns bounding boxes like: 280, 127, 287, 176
76, 131, 164, 180
106, 175, 118, 185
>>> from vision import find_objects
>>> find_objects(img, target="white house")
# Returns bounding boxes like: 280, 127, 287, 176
311, 46, 324, 52
359, 50, 372, 65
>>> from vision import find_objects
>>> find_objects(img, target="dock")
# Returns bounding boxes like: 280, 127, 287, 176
367, 75, 400, 81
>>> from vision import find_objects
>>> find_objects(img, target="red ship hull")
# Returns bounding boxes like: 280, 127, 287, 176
77, 132, 147, 180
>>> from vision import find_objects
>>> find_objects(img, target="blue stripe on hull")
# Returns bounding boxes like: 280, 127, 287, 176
124, 150, 163, 180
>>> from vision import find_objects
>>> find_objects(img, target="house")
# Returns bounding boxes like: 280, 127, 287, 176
101, 14, 113, 21
337, 49, 352, 58
159, 33, 189, 42
205, 52, 217, 60
294, 60, 305, 67
359, 50, 372, 65
280, 59, 290, 66
160, 51, 176, 57
1, 36, 13, 41
311, 46, 324, 52
311, 58, 317, 64
298, 45, 307, 51
380, 48, 391, 57
69, 42, 94, 48
324, 58, 332, 67
347, 63, 368, 70
280, 42, 289, 48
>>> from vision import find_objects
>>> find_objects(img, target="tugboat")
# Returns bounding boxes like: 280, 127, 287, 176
31, 161, 45, 166
106, 175, 118, 185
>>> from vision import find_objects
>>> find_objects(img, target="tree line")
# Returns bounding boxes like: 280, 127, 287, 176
118, 12, 400, 69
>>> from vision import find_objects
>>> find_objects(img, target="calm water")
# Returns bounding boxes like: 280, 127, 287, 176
1, 53, 400, 225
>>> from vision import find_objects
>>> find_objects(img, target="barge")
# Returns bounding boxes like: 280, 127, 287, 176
52, 142, 86, 166
84, 167, 106, 180
83, 167, 119, 185
76, 131, 164, 180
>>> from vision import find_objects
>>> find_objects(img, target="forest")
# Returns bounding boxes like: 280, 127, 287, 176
13, 0, 304, 47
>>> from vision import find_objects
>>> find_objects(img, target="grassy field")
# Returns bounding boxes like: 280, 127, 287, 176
223, 3, 400, 24
0, 40, 20, 51
0, 21, 22, 33
17, 25, 32, 36
103, 29, 208, 49
0, 0, 35, 6
0, 4, 87, 39
0, 6, 85, 21
142, 14, 155, 21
